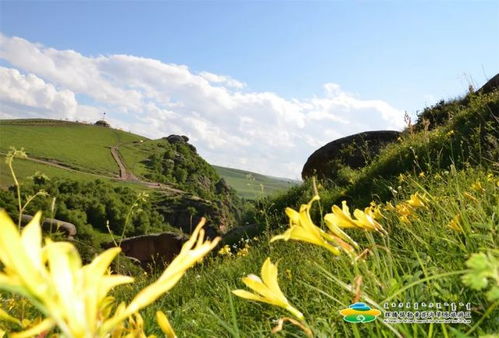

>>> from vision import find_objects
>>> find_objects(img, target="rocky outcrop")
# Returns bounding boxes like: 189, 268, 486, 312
154, 195, 222, 238
215, 178, 231, 194
102, 232, 187, 270
164, 134, 189, 143
478, 73, 499, 94
21, 214, 77, 239
302, 130, 400, 180
94, 120, 110, 127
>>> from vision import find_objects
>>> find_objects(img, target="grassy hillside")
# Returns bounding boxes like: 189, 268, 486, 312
0, 119, 293, 198
1, 90, 497, 337
213, 165, 299, 199
0, 119, 143, 176
0, 156, 150, 192
131, 90, 497, 337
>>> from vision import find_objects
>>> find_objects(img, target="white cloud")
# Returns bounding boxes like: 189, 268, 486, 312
199, 71, 246, 89
0, 67, 77, 118
0, 34, 404, 179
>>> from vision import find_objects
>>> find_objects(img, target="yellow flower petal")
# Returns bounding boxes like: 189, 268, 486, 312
156, 311, 177, 338
101, 218, 220, 332
261, 258, 282, 297
233, 258, 303, 320
232, 289, 267, 303
323, 215, 358, 248
0, 307, 21, 326
10, 318, 55, 338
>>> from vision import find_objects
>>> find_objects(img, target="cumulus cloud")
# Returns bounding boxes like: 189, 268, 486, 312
199, 71, 246, 89
0, 67, 77, 119
0, 34, 404, 178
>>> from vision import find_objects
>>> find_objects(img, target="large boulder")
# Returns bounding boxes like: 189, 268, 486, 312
103, 232, 186, 270
302, 130, 400, 180
477, 73, 499, 94
21, 214, 77, 239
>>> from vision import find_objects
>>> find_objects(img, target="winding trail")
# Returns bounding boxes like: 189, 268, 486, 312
110, 146, 139, 181
2, 150, 186, 195
109, 145, 186, 194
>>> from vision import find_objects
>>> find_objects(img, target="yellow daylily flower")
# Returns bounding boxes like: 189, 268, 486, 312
353, 208, 386, 233
218, 244, 232, 256
103, 218, 221, 331
236, 243, 250, 257
447, 215, 463, 232
463, 192, 478, 202
406, 192, 427, 208
368, 202, 384, 220
471, 181, 485, 192
398, 174, 406, 183
0, 210, 134, 337
324, 201, 358, 229
385, 202, 396, 212
323, 214, 359, 249
10, 318, 55, 338
232, 258, 304, 320
325, 201, 386, 234
321, 232, 356, 254
271, 196, 341, 255
395, 203, 413, 223
0, 210, 220, 337
156, 311, 177, 338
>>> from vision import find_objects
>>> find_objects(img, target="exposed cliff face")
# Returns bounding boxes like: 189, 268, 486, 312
301, 130, 400, 180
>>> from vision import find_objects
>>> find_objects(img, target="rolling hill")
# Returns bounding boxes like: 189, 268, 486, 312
0, 118, 297, 199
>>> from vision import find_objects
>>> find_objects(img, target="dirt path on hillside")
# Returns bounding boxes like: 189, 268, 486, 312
110, 146, 139, 181
2, 151, 186, 195
109, 145, 186, 194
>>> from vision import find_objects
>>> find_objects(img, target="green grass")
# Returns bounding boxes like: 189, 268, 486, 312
0, 155, 153, 192
1, 91, 498, 336
2, 166, 497, 336
213, 165, 299, 200
0, 119, 144, 175
113, 167, 498, 337
0, 119, 295, 199
119, 139, 166, 178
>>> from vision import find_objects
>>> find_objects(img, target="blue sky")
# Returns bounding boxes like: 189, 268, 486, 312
1, 1, 498, 178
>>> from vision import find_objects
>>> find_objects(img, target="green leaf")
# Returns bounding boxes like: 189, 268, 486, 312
462, 251, 499, 294
462, 274, 489, 290
486, 286, 499, 302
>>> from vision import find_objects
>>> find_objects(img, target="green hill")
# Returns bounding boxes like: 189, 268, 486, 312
1, 88, 498, 337
0, 119, 294, 198
213, 165, 299, 199
0, 119, 142, 176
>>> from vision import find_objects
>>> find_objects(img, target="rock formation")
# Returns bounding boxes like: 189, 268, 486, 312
478, 73, 499, 94
21, 214, 77, 239
103, 232, 187, 270
302, 130, 400, 180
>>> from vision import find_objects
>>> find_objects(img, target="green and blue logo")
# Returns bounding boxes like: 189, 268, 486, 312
339, 302, 381, 323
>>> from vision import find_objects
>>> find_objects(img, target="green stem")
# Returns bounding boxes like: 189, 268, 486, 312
382, 270, 468, 304
8, 157, 22, 230
465, 300, 499, 336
